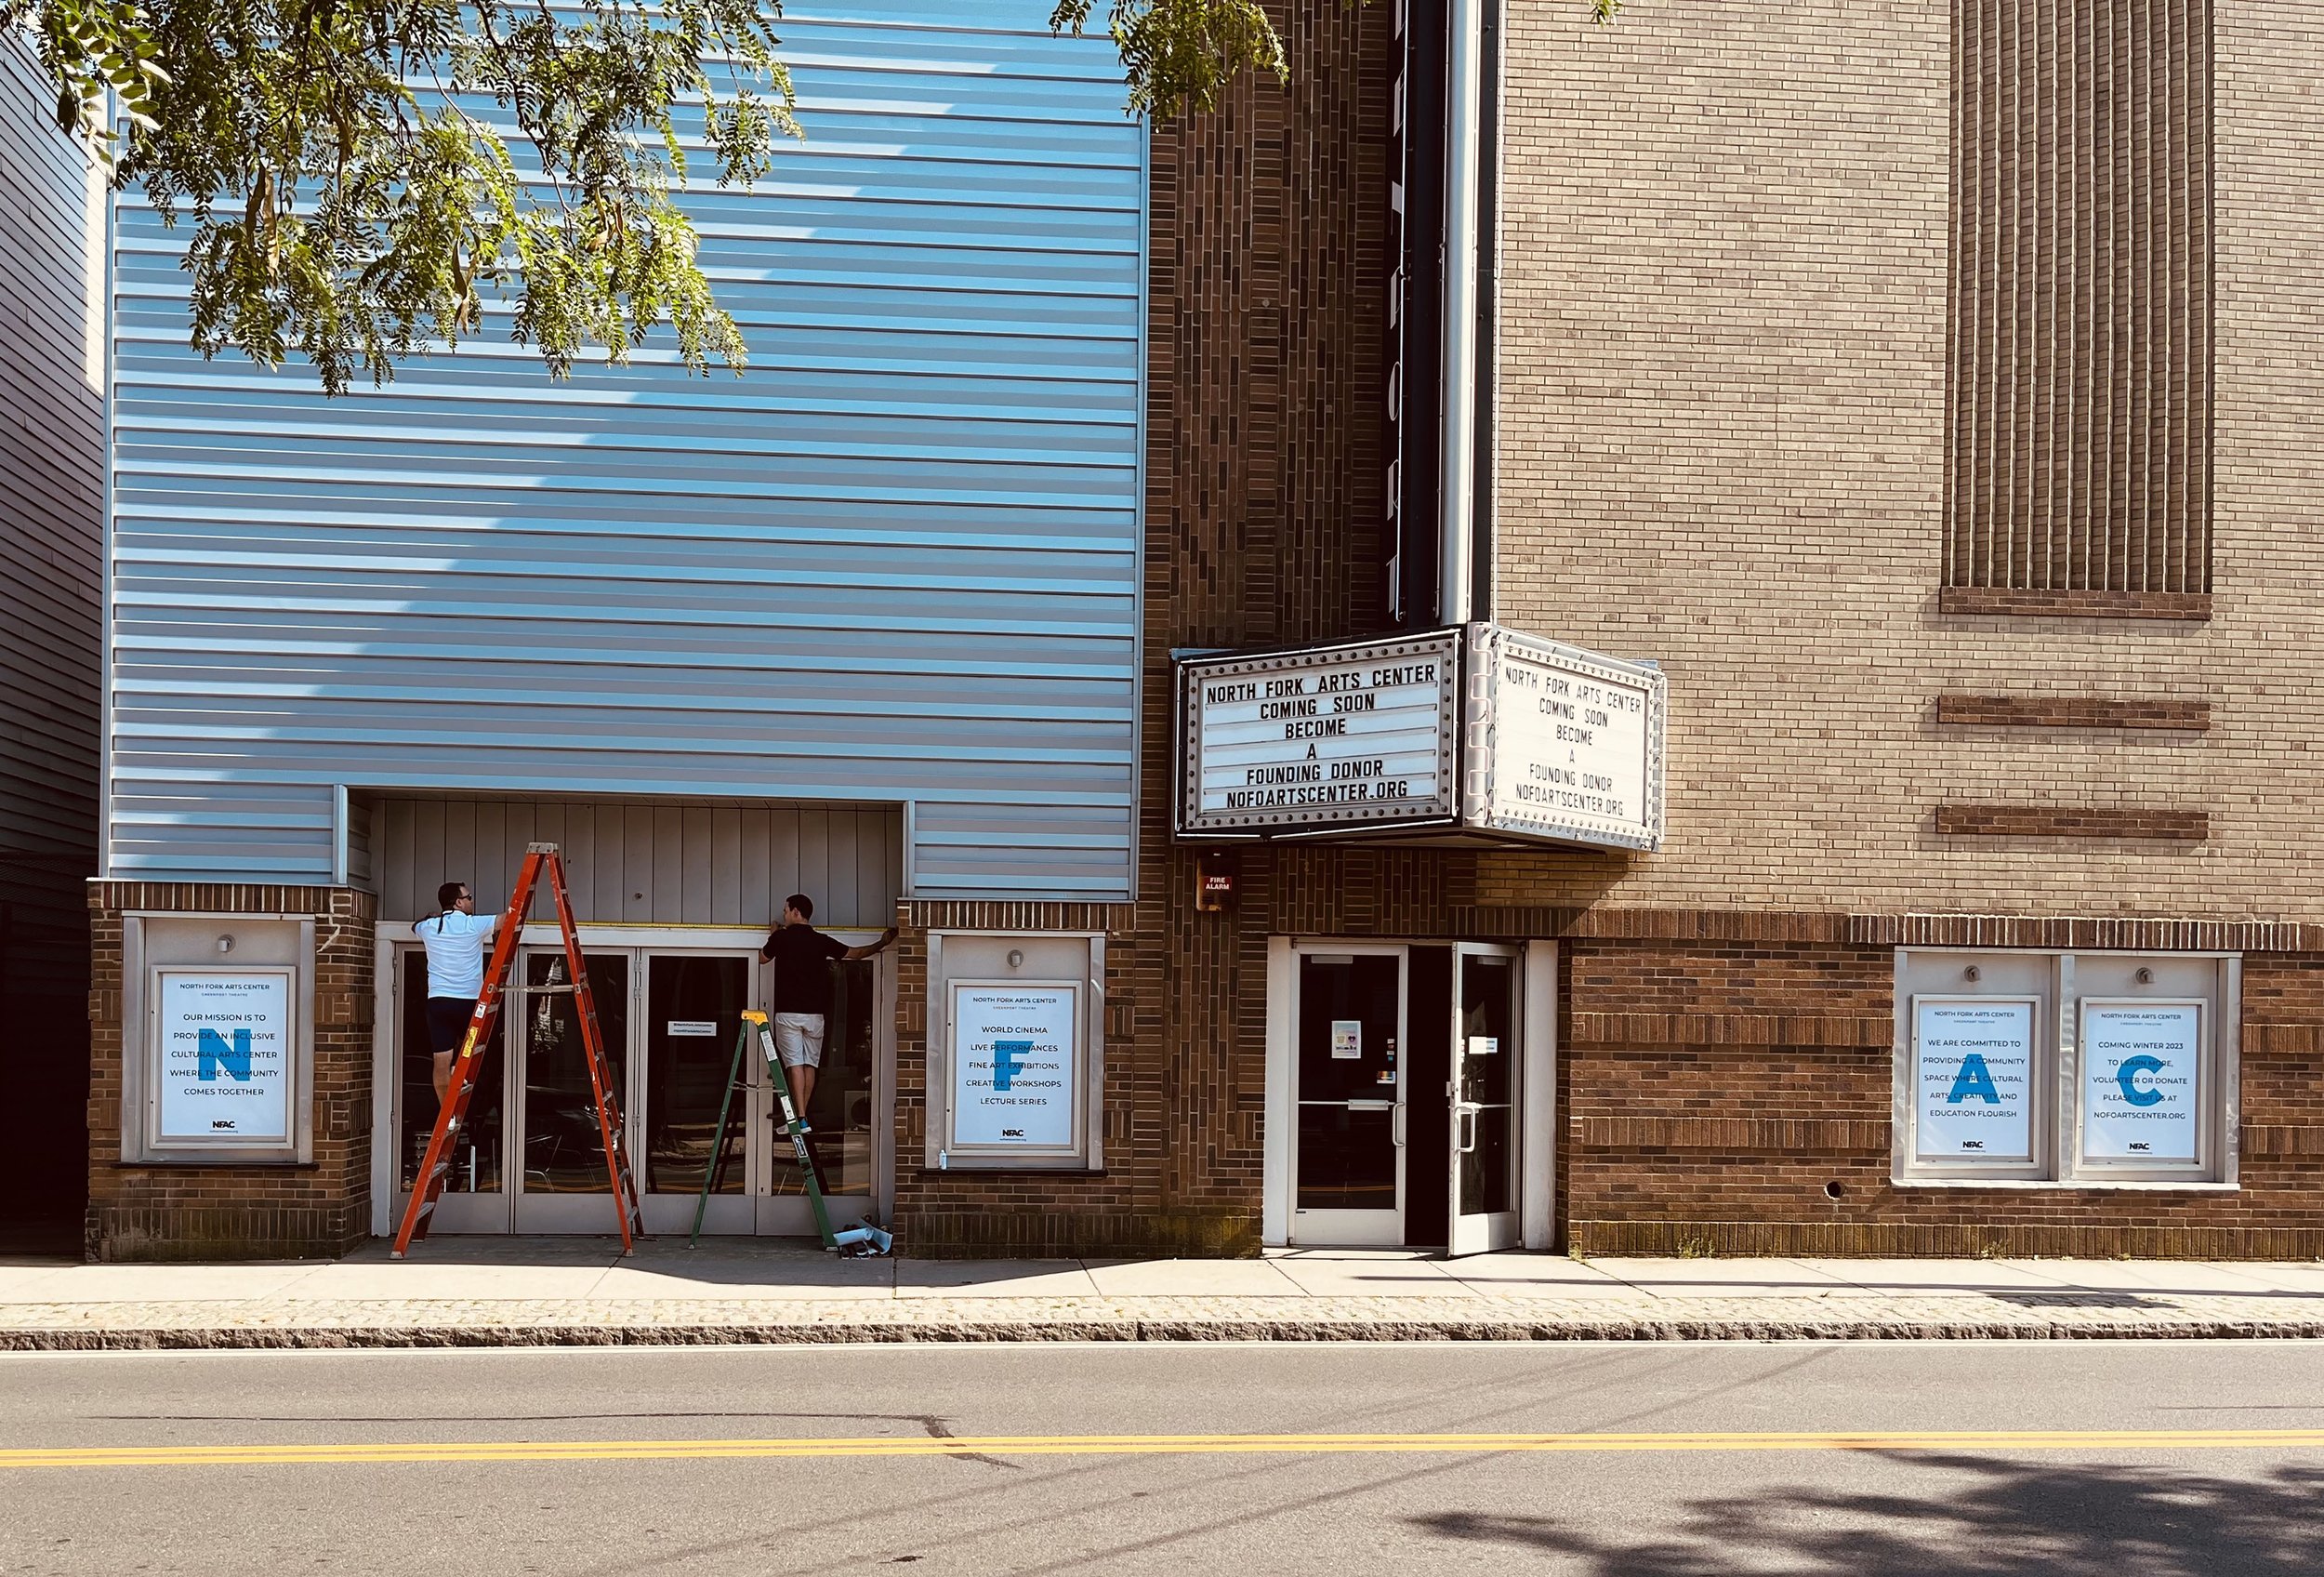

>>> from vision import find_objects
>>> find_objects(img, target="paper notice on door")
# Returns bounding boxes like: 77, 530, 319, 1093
667, 1020, 719, 1037
1330, 1020, 1362, 1058
1466, 1035, 1499, 1057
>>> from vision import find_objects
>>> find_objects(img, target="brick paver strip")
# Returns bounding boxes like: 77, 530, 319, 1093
7, 1292, 2324, 1350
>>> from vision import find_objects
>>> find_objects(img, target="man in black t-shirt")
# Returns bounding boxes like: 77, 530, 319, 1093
759, 894, 898, 1121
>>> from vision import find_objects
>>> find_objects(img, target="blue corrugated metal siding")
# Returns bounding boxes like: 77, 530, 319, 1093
105, 0, 1143, 898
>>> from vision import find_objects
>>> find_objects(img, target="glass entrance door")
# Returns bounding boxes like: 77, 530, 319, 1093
512, 947, 633, 1232
394, 945, 510, 1232
1292, 948, 1406, 1245
758, 955, 878, 1235
640, 953, 752, 1234
1447, 945, 1520, 1256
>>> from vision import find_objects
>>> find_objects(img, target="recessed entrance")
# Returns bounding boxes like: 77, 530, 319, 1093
1267, 937, 1547, 1254
380, 927, 891, 1237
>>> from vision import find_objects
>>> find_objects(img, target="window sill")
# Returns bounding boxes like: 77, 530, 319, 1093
1937, 588, 2212, 621
1890, 1176, 2236, 1192
112, 1159, 319, 1171
914, 1166, 1105, 1177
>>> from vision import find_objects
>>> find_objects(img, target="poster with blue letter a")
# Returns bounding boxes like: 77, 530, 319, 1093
1913, 998, 2036, 1164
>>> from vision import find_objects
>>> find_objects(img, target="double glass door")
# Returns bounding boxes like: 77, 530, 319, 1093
396, 941, 883, 1236
1288, 941, 1520, 1253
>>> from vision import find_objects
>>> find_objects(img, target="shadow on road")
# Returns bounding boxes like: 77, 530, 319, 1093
1409, 1454, 2324, 1576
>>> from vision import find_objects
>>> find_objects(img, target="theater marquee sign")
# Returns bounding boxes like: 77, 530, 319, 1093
1175, 625, 1666, 851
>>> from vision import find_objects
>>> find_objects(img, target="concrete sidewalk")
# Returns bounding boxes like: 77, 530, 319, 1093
6, 1240, 2324, 1349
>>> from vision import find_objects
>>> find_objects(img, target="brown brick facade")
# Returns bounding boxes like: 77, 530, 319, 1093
77, 5, 2324, 1265
1561, 939, 2324, 1261
85, 882, 375, 1261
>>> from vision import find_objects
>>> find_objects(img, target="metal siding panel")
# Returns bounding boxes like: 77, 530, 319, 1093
444, 802, 477, 895
856, 812, 888, 927
594, 803, 626, 918
345, 794, 376, 890
370, 795, 904, 923
680, 804, 713, 919
799, 809, 833, 921
474, 802, 508, 901
413, 801, 445, 901
1, 38, 103, 897
739, 809, 772, 925
770, 810, 801, 916
652, 804, 685, 919
104, 4, 1141, 898
710, 806, 743, 923
624, 804, 654, 922
380, 799, 415, 917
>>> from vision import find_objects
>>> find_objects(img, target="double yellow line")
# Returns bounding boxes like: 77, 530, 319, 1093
5, 1427, 2321, 1470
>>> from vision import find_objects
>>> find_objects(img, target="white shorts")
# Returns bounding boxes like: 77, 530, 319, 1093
772, 1013, 826, 1069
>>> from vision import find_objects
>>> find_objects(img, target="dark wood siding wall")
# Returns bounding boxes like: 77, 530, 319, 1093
1, 37, 104, 1246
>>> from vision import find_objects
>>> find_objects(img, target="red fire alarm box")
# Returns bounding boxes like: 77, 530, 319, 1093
1195, 852, 1236, 912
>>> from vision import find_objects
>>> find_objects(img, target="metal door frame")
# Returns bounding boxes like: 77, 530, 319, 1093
382, 939, 515, 1233
752, 945, 889, 1239
374, 922, 892, 1239
508, 943, 637, 1233
1282, 939, 1410, 1248
1447, 941, 1521, 1256
633, 946, 761, 1236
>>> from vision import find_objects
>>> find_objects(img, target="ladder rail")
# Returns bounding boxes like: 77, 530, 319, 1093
391, 842, 644, 1258
547, 852, 644, 1251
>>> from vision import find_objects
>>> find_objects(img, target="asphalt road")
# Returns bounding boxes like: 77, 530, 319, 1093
3, 1342, 2320, 1575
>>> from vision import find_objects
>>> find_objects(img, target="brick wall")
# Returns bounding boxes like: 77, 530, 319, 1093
886, 0, 1394, 1255
1558, 933, 2324, 1259
1483, 0, 2324, 921
86, 882, 376, 1261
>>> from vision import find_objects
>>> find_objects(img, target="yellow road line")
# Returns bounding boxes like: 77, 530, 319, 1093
4, 1428, 2322, 1470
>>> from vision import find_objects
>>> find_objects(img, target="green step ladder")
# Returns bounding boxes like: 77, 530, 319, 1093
688, 1010, 887, 1253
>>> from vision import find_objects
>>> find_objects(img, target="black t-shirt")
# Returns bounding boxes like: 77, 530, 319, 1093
765, 924, 849, 1016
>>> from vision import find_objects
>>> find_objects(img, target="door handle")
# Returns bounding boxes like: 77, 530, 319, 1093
1457, 1104, 1480, 1155
1392, 1103, 1406, 1147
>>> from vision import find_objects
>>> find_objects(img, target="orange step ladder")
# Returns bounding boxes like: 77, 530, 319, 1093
391, 842, 644, 1257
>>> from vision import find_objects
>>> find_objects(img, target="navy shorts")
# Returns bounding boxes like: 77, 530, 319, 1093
426, 997, 479, 1057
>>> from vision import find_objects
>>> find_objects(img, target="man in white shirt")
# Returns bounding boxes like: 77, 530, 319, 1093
413, 881, 500, 1108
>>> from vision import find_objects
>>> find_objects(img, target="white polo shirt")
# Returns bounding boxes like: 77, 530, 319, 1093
413, 910, 499, 999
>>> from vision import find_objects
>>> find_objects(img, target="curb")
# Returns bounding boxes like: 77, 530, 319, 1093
10, 1315, 2324, 1350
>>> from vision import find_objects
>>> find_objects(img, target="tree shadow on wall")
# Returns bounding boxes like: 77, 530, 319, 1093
1408, 1453, 2324, 1577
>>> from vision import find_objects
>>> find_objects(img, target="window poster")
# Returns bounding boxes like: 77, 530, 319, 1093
1913, 998, 2037, 1163
951, 982, 1079, 1150
154, 970, 294, 1144
2080, 1001, 2203, 1165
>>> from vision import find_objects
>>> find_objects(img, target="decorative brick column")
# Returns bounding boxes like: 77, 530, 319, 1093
86, 881, 376, 1261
